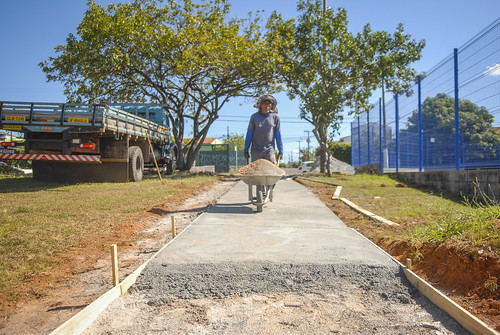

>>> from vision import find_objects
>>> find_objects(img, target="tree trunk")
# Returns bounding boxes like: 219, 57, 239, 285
313, 123, 330, 174
326, 147, 331, 176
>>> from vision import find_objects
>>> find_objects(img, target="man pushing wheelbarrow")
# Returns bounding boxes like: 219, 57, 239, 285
243, 94, 283, 165
238, 94, 284, 212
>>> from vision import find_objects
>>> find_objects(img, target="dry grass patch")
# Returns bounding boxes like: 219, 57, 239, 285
0, 173, 218, 300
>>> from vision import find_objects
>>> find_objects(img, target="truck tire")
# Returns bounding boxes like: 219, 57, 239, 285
129, 146, 144, 182
166, 151, 177, 175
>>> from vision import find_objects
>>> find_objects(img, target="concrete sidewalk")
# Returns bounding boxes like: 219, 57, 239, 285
152, 179, 396, 267
85, 179, 468, 335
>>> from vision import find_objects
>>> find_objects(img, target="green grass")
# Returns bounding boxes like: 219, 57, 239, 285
301, 173, 500, 251
411, 192, 500, 248
0, 173, 218, 298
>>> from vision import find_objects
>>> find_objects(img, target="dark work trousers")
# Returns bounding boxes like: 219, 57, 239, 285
251, 150, 276, 164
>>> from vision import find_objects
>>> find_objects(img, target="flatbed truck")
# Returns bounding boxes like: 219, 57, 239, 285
0, 101, 178, 182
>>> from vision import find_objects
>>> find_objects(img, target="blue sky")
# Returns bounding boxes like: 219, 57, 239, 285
1, 0, 499, 162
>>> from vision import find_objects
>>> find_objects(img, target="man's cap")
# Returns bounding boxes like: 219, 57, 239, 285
253, 94, 278, 113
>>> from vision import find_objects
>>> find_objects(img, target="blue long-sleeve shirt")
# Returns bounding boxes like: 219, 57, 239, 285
244, 111, 283, 154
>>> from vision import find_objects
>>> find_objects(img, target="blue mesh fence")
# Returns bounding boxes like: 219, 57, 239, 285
352, 18, 500, 171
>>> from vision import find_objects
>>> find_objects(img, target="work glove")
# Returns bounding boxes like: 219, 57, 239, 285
277, 153, 283, 161
244, 152, 250, 160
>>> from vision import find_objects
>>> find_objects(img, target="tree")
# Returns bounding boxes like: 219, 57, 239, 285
222, 132, 245, 151
363, 24, 425, 167
266, 1, 374, 174
266, 0, 424, 174
299, 148, 311, 162
40, 0, 277, 171
328, 141, 351, 164
406, 93, 500, 157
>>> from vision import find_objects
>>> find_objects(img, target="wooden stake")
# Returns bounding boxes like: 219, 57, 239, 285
111, 244, 119, 287
332, 186, 342, 200
146, 132, 163, 182
406, 258, 412, 269
171, 216, 177, 237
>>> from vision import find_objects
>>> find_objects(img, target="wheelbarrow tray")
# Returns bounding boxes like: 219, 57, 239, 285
239, 174, 283, 186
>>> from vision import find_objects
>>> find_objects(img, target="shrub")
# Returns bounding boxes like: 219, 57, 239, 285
328, 142, 351, 164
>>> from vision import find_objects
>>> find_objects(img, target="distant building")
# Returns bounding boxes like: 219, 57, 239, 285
182, 137, 223, 152
0, 130, 23, 142
339, 135, 351, 143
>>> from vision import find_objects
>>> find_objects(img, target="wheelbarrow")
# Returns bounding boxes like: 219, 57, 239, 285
239, 174, 283, 212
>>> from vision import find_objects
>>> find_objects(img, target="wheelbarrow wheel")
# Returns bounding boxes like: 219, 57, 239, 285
256, 189, 264, 212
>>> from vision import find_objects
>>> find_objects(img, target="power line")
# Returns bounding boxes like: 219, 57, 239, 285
214, 119, 308, 124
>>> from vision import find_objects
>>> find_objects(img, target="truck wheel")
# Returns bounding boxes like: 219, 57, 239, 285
129, 146, 144, 182
166, 151, 177, 175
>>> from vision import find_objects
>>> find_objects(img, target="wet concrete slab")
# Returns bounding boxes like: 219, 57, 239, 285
153, 179, 398, 267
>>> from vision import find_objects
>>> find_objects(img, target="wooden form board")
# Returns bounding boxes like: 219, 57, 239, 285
339, 197, 399, 226
332, 186, 342, 200
49, 213, 198, 335
403, 268, 498, 335
350, 229, 499, 335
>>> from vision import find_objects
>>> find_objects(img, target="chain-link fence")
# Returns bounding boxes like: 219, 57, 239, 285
352, 18, 500, 171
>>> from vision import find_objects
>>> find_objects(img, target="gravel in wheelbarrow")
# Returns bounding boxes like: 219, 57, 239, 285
235, 159, 285, 176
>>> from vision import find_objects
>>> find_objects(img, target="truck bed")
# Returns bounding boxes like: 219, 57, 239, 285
0, 101, 170, 141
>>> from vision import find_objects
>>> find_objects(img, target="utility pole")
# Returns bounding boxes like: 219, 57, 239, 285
304, 130, 311, 161
323, 0, 327, 11
298, 140, 301, 162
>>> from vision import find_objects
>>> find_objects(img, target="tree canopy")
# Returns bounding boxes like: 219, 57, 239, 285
222, 132, 245, 151
266, 0, 424, 173
406, 93, 500, 152
40, 0, 277, 170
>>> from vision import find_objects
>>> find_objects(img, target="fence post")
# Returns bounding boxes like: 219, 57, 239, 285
235, 146, 238, 171
462, 134, 466, 169
418, 75, 423, 172
395, 93, 399, 172
357, 117, 361, 165
351, 121, 355, 166
367, 109, 371, 165
226, 144, 230, 172
454, 48, 461, 171
379, 98, 383, 173
394, 93, 399, 172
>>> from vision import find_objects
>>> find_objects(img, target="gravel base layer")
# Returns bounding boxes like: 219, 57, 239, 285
135, 262, 412, 305
85, 261, 469, 334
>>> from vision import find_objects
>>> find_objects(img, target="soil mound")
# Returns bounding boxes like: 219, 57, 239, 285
236, 159, 285, 176
310, 155, 355, 175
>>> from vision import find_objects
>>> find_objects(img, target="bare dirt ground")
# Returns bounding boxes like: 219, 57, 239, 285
0, 174, 497, 334
85, 283, 466, 334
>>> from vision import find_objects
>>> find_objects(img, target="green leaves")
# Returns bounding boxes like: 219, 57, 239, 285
265, 0, 424, 173
40, 0, 279, 170
406, 93, 500, 152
